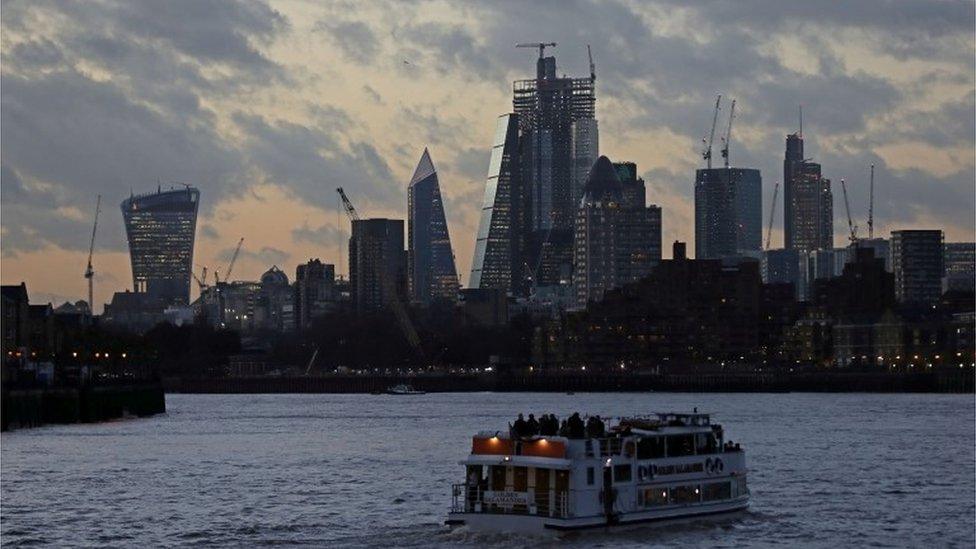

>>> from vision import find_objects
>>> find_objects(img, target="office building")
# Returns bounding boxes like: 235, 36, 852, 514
760, 248, 800, 287
694, 167, 762, 259
891, 230, 944, 305
571, 118, 599, 207
857, 238, 891, 271
783, 133, 832, 254
469, 114, 524, 294
349, 219, 405, 313
573, 157, 661, 307
120, 186, 200, 305
514, 47, 597, 287
943, 242, 975, 293
295, 259, 335, 330
407, 148, 459, 305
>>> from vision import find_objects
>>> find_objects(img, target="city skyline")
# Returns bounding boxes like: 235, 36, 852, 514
2, 1, 974, 311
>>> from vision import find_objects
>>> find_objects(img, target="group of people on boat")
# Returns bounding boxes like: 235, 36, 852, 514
510, 412, 608, 439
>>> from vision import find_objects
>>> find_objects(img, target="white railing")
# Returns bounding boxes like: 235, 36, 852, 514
452, 483, 572, 518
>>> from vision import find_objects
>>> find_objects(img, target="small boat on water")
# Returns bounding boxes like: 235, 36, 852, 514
386, 384, 426, 395
446, 412, 748, 534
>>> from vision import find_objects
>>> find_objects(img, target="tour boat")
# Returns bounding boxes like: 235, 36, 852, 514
386, 384, 426, 395
446, 412, 748, 533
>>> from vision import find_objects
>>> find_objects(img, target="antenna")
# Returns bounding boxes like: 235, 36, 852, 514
868, 164, 875, 239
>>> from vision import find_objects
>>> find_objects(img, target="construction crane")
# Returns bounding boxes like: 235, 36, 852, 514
192, 266, 208, 292
224, 238, 244, 282
720, 99, 736, 168
702, 94, 722, 169
765, 182, 779, 250
868, 164, 875, 239
335, 188, 423, 359
840, 178, 858, 245
516, 42, 557, 59
83, 194, 101, 318
587, 44, 595, 82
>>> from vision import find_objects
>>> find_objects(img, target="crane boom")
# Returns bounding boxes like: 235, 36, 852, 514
224, 238, 244, 281
868, 164, 875, 239
720, 99, 736, 168
84, 195, 101, 317
765, 182, 779, 250
702, 94, 722, 169
840, 178, 858, 244
336, 187, 360, 221
516, 42, 557, 59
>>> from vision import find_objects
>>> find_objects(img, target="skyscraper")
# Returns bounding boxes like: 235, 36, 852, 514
891, 229, 944, 305
694, 168, 762, 259
349, 219, 405, 313
120, 186, 199, 305
574, 157, 661, 308
295, 259, 335, 330
407, 148, 459, 305
469, 114, 524, 293
783, 132, 832, 254
513, 47, 596, 288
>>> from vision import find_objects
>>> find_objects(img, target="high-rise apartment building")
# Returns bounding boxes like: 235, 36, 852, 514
694, 167, 762, 259
349, 219, 405, 313
784, 133, 832, 255
514, 47, 597, 288
407, 148, 459, 305
120, 186, 199, 305
891, 230, 944, 305
469, 114, 524, 293
573, 157, 661, 308
295, 259, 335, 330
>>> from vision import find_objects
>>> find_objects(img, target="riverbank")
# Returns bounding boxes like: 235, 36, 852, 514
1, 381, 166, 431
164, 369, 974, 394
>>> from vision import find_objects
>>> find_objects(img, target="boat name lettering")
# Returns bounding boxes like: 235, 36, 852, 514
483, 491, 531, 506
652, 462, 704, 475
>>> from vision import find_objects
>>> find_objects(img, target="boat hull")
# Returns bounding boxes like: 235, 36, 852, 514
448, 496, 748, 535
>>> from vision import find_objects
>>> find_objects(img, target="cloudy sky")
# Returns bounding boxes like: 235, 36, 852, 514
2, 0, 974, 311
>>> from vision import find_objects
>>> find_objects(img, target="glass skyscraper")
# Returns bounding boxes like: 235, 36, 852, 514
120, 186, 200, 305
694, 167, 762, 259
407, 148, 459, 304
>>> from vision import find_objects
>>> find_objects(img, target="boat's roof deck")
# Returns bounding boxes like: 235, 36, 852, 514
476, 412, 720, 440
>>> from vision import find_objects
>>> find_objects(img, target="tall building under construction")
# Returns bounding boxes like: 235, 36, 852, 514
120, 186, 200, 305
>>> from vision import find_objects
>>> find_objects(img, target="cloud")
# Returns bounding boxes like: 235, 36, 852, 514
316, 19, 380, 65
217, 245, 289, 267
292, 221, 347, 247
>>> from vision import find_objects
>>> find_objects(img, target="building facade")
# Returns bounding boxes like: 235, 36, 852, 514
892, 230, 945, 305
349, 219, 405, 313
295, 259, 335, 330
943, 242, 975, 293
694, 167, 762, 259
783, 133, 832, 255
120, 186, 200, 305
407, 148, 459, 305
469, 114, 524, 293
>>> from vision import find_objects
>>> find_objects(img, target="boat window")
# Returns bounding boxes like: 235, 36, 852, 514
703, 481, 731, 501
513, 467, 528, 492
642, 487, 668, 507
666, 435, 695, 457
613, 464, 631, 483
670, 484, 699, 504
490, 465, 506, 491
636, 436, 665, 459
695, 433, 718, 454
586, 467, 595, 485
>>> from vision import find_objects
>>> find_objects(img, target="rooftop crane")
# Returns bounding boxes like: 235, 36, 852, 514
702, 94, 722, 169
224, 238, 244, 282
335, 188, 423, 359
840, 178, 858, 245
516, 42, 557, 59
192, 266, 208, 292
765, 182, 779, 250
587, 44, 595, 82
868, 164, 875, 239
720, 99, 736, 168
83, 194, 101, 318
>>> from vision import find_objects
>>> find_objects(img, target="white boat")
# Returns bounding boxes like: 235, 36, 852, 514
386, 384, 426, 395
446, 412, 748, 534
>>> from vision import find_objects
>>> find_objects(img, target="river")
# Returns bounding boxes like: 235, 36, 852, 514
2, 393, 973, 547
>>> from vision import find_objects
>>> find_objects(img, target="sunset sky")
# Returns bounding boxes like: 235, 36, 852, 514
2, 0, 974, 311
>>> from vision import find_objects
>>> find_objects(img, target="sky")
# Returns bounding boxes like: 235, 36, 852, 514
1, 0, 974, 312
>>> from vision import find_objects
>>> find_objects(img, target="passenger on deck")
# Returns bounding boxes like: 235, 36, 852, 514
585, 415, 606, 438
546, 414, 560, 436
568, 412, 585, 439
558, 419, 569, 437
526, 414, 540, 436
513, 413, 527, 437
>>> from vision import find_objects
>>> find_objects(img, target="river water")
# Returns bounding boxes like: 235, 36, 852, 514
2, 393, 974, 547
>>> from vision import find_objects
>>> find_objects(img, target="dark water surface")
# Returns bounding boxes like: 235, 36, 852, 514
2, 393, 973, 547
